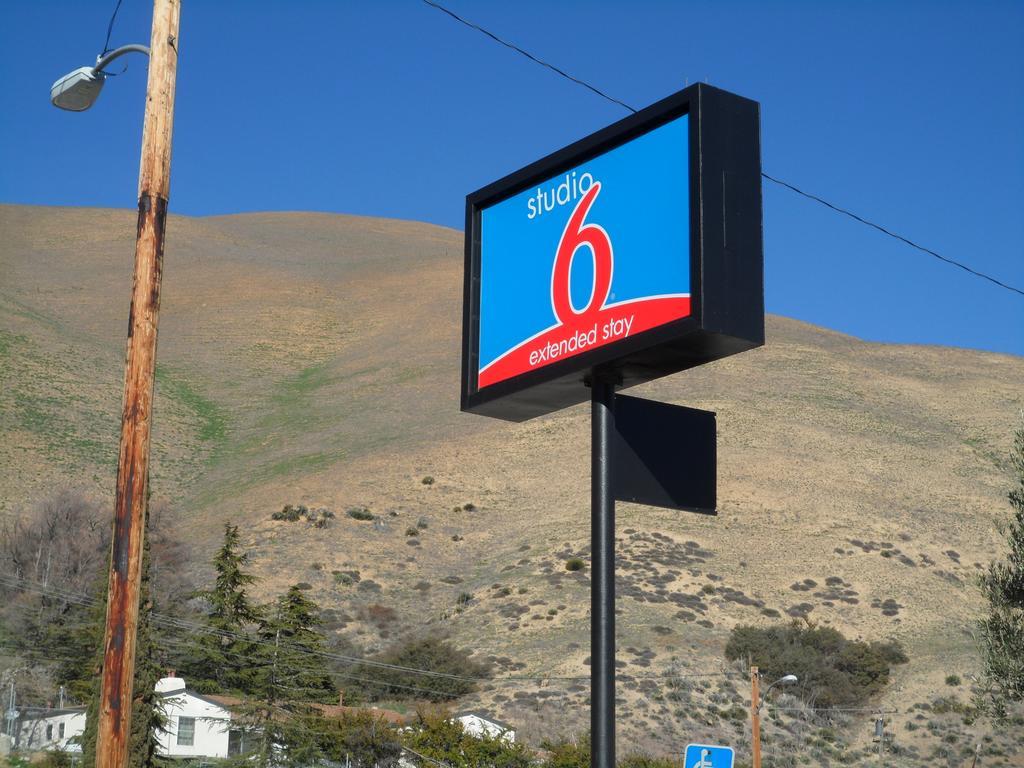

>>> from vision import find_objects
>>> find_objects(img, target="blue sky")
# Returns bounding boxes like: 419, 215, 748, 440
1, 0, 1021, 356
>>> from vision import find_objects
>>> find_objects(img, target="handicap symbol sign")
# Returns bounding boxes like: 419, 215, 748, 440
684, 743, 735, 768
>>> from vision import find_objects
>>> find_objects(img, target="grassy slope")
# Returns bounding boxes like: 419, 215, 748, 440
1, 204, 1022, 765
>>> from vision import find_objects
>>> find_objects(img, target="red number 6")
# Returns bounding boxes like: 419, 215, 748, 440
550, 182, 613, 326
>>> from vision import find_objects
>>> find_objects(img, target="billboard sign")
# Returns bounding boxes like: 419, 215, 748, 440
462, 83, 763, 421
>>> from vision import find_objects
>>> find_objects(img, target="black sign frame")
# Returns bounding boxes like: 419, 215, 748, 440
461, 83, 763, 422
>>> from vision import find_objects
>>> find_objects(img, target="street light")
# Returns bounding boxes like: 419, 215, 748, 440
48, 3, 180, 768
760, 673, 798, 709
50, 44, 150, 111
751, 668, 798, 768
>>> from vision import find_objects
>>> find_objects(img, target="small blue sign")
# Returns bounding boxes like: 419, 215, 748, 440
683, 744, 735, 768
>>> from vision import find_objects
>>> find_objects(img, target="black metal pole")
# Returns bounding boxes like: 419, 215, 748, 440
591, 372, 615, 768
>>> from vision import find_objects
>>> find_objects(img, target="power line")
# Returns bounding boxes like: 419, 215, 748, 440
761, 173, 1024, 298
420, 0, 1024, 300
765, 706, 899, 714
101, 0, 126, 56
1, 575, 484, 685
420, 0, 638, 115
0, 574, 740, 688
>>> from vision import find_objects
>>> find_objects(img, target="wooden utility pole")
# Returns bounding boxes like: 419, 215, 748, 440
750, 665, 762, 768
95, 3, 180, 768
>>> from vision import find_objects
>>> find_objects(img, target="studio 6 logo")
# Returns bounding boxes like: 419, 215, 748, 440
551, 182, 613, 324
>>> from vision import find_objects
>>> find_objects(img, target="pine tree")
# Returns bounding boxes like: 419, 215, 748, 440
50, 571, 107, 705
978, 417, 1024, 718
237, 585, 337, 768
316, 710, 404, 768
180, 523, 261, 694
259, 586, 336, 705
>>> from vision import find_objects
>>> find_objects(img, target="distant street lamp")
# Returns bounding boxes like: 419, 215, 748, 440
750, 667, 798, 768
761, 673, 799, 706
50, 44, 150, 111
49, 3, 181, 768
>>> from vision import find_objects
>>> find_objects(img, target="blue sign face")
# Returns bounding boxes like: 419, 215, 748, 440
477, 114, 691, 389
683, 744, 735, 768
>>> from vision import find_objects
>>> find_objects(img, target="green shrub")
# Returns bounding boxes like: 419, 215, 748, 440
273, 504, 335, 527
565, 557, 585, 572
618, 753, 677, 768
405, 526, 419, 537
945, 674, 962, 686
421, 476, 435, 485
724, 621, 909, 708
272, 504, 303, 522
725, 705, 747, 721
404, 706, 532, 766
348, 636, 490, 702
540, 735, 590, 768
316, 710, 404, 765
457, 592, 473, 606
332, 569, 360, 586
931, 696, 969, 715
463, 502, 476, 512
33, 753, 72, 768
347, 507, 375, 521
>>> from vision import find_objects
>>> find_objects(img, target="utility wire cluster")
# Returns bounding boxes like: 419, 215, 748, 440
0, 573, 739, 700
420, 0, 1023, 299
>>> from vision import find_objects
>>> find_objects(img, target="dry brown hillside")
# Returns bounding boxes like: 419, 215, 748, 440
1, 203, 1022, 766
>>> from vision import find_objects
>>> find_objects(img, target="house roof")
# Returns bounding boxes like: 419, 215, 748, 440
190, 693, 408, 726
312, 703, 410, 725
203, 693, 244, 709
16, 707, 87, 721
158, 688, 237, 713
452, 711, 514, 731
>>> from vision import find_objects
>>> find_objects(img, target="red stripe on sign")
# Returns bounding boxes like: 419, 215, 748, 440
479, 295, 691, 389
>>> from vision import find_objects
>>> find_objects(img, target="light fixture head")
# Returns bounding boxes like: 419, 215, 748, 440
51, 66, 105, 111
780, 674, 798, 684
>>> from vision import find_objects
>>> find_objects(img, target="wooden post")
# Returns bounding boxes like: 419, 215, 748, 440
95, 3, 180, 768
751, 665, 762, 768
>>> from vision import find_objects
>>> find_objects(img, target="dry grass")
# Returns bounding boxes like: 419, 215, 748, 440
2, 203, 1022, 765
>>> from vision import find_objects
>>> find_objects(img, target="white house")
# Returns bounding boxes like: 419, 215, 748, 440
14, 707, 86, 753
452, 711, 515, 743
154, 676, 251, 759
12, 678, 252, 760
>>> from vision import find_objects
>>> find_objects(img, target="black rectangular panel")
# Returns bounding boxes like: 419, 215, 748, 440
612, 394, 716, 514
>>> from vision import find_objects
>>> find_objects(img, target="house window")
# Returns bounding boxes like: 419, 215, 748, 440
47, 724, 53, 741
228, 729, 248, 757
59, 723, 65, 739
177, 716, 196, 746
